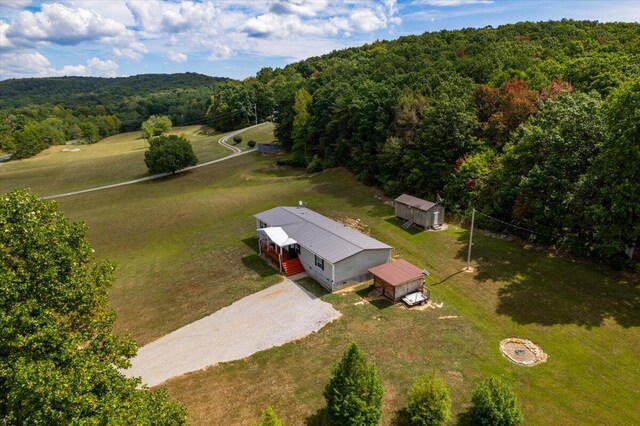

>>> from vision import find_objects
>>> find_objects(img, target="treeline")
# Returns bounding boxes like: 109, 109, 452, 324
211, 20, 640, 264
0, 73, 229, 158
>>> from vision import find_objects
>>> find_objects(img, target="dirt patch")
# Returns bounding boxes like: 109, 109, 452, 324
500, 338, 548, 366
335, 217, 370, 235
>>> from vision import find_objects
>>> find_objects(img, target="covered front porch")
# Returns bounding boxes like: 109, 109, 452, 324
257, 227, 305, 276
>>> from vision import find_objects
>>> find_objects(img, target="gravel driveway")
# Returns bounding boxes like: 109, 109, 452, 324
124, 280, 341, 387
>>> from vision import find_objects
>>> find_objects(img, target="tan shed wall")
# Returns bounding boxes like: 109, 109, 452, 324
394, 202, 445, 228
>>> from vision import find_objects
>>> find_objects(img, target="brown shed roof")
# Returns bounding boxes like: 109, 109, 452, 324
368, 259, 423, 287
394, 194, 436, 212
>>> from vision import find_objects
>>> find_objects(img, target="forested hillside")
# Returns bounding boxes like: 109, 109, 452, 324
208, 20, 639, 264
0, 73, 229, 158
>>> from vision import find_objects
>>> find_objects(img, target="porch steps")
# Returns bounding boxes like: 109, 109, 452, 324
402, 220, 414, 229
282, 258, 305, 276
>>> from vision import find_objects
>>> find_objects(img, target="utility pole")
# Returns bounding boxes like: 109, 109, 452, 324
466, 207, 475, 271
253, 104, 257, 125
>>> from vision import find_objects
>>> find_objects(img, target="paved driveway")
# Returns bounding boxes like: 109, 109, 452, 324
124, 280, 340, 387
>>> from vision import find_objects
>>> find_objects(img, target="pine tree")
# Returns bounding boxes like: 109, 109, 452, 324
258, 406, 284, 426
323, 343, 383, 426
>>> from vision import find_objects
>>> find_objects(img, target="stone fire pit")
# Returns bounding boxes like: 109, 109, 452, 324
500, 338, 548, 366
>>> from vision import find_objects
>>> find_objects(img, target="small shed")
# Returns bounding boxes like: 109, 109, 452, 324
368, 259, 424, 302
394, 194, 445, 228
257, 143, 280, 154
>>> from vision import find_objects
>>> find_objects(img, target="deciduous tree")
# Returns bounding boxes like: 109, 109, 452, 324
0, 189, 186, 425
144, 134, 198, 174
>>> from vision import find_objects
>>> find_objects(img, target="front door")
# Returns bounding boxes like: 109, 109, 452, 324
288, 244, 300, 259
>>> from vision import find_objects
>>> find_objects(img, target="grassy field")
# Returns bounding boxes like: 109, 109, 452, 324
0, 124, 266, 196
37, 148, 640, 425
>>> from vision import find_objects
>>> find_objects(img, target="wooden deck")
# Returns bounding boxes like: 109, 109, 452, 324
260, 240, 290, 263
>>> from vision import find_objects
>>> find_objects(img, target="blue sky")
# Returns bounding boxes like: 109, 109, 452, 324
1, 0, 638, 80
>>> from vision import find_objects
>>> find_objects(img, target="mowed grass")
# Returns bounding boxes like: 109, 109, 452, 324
46, 151, 640, 425
0, 125, 231, 196
236, 122, 277, 149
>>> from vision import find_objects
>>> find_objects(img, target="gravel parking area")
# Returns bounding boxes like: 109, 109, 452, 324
124, 280, 340, 387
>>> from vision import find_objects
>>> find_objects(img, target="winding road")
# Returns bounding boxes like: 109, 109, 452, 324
43, 123, 265, 199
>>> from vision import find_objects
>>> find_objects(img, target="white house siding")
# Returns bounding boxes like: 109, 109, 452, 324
298, 246, 334, 291
333, 249, 392, 289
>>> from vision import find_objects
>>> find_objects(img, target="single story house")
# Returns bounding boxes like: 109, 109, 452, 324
255, 206, 392, 292
394, 194, 445, 229
369, 259, 425, 302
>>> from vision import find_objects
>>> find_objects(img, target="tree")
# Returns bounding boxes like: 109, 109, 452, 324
323, 343, 383, 426
577, 78, 640, 260
471, 377, 523, 426
0, 189, 186, 425
406, 375, 451, 426
144, 134, 198, 174
141, 115, 172, 140
258, 406, 284, 426
291, 88, 312, 164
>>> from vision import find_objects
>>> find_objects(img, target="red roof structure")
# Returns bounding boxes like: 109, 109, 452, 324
368, 259, 423, 286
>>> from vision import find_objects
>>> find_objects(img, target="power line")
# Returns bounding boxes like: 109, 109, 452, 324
473, 209, 553, 239
466, 207, 553, 271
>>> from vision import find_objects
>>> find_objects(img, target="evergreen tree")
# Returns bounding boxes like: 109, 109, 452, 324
323, 343, 383, 426
406, 375, 451, 426
471, 377, 523, 426
258, 406, 284, 426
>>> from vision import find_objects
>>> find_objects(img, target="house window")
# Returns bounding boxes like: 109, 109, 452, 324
293, 244, 301, 254
259, 220, 267, 228
315, 255, 324, 270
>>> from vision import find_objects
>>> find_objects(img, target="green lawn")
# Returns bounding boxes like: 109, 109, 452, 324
233, 122, 277, 150
41, 150, 640, 425
0, 125, 230, 196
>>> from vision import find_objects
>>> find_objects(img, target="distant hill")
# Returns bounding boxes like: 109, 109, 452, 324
0, 73, 230, 109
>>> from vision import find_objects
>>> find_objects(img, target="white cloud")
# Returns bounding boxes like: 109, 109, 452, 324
0, 0, 32, 8
47, 57, 118, 77
6, 3, 130, 46
64, 0, 135, 26
126, 0, 221, 35
0, 21, 12, 48
166, 50, 187, 63
208, 44, 232, 61
414, 0, 493, 5
269, 0, 329, 17
0, 51, 50, 78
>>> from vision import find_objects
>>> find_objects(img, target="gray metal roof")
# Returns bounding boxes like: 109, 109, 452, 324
394, 194, 436, 211
255, 207, 391, 264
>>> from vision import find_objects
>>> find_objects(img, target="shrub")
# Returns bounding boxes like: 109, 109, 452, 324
324, 343, 383, 426
306, 155, 324, 174
406, 375, 451, 426
248, 140, 257, 148
233, 135, 242, 144
144, 134, 198, 174
471, 377, 523, 426
258, 406, 284, 426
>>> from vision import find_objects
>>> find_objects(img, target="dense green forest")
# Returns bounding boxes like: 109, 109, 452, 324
0, 73, 229, 158
208, 20, 639, 265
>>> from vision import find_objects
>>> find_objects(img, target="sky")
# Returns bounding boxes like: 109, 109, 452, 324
0, 0, 638, 81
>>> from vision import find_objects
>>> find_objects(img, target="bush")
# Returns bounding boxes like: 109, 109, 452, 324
258, 406, 284, 426
471, 377, 523, 426
306, 155, 324, 174
406, 375, 451, 426
248, 140, 256, 148
324, 343, 383, 426
233, 135, 242, 144
144, 134, 198, 174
